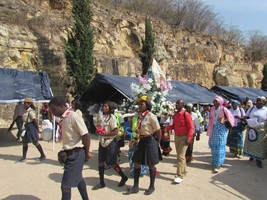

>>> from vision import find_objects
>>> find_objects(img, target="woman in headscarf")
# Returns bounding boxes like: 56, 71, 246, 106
126, 95, 161, 195
243, 96, 267, 168
17, 98, 46, 162
228, 100, 246, 158
207, 96, 234, 173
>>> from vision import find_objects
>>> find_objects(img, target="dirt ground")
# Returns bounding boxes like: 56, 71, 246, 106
0, 127, 266, 200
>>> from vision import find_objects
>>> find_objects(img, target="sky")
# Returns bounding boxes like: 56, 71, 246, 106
201, 0, 267, 35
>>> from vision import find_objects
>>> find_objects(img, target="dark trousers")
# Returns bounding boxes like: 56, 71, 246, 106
15, 116, 23, 138
88, 115, 96, 134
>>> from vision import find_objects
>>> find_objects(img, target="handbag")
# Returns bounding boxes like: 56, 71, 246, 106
161, 132, 170, 142
248, 127, 258, 142
225, 121, 232, 129
57, 150, 68, 165
223, 108, 232, 129
129, 139, 139, 152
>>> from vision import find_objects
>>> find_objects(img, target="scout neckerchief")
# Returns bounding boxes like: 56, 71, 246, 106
58, 107, 72, 140
137, 110, 150, 137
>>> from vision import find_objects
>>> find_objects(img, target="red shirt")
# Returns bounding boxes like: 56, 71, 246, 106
171, 110, 194, 142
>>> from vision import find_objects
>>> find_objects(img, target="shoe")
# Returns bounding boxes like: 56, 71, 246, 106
144, 187, 155, 195
214, 166, 220, 173
92, 183, 105, 190
16, 157, 26, 163
39, 155, 46, 161
256, 160, 263, 168
173, 176, 183, 184
118, 176, 128, 187
124, 187, 139, 195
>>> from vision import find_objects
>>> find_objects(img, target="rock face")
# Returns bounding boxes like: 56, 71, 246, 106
0, 0, 264, 97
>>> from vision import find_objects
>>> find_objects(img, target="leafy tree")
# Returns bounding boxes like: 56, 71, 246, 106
247, 30, 267, 62
64, 0, 96, 98
262, 63, 267, 91
139, 17, 155, 76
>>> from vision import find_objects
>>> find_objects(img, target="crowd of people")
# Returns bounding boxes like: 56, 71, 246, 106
10, 95, 267, 199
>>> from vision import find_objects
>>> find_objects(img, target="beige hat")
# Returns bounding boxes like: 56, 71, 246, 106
24, 97, 33, 103
186, 103, 193, 108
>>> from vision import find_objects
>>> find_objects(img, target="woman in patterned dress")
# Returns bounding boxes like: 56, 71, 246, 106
243, 96, 267, 168
207, 96, 234, 173
228, 100, 246, 158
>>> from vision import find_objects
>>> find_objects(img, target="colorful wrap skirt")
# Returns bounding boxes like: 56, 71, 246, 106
243, 125, 267, 160
209, 121, 228, 166
228, 122, 244, 155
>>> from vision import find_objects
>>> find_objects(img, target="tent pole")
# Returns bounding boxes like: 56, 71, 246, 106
52, 115, 55, 151
37, 102, 40, 134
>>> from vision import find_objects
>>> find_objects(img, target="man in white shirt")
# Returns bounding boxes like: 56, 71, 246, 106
185, 103, 200, 162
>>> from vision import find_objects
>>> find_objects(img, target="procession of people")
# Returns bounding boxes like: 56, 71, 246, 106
5, 93, 267, 199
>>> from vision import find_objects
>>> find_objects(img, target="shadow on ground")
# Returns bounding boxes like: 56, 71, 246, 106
2, 194, 41, 200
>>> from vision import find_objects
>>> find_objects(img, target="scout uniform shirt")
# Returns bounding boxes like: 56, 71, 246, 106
100, 114, 117, 147
140, 112, 160, 136
62, 111, 88, 150
23, 107, 36, 123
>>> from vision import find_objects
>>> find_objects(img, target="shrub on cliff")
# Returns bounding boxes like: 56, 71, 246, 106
139, 17, 155, 76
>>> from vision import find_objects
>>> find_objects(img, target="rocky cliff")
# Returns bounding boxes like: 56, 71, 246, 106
0, 0, 264, 97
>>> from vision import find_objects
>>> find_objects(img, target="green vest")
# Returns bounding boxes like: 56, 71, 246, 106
115, 112, 124, 134
132, 116, 138, 132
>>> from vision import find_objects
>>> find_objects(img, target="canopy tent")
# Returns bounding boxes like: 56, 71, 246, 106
211, 85, 267, 102
0, 67, 55, 150
80, 73, 217, 104
0, 68, 53, 103
80, 73, 139, 103
167, 81, 217, 104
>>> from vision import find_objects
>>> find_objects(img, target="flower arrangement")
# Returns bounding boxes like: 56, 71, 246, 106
93, 111, 106, 135
121, 75, 174, 117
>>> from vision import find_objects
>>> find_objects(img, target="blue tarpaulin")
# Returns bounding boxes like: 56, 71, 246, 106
211, 85, 267, 102
0, 68, 53, 103
81, 73, 217, 104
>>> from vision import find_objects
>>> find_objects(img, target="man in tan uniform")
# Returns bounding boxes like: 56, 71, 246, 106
49, 97, 92, 200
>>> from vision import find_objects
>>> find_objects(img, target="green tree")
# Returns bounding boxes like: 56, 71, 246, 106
139, 17, 155, 76
262, 63, 267, 91
64, 0, 96, 98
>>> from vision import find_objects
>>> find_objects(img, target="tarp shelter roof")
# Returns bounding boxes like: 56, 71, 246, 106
80, 73, 217, 104
168, 81, 217, 104
0, 68, 53, 103
80, 73, 139, 103
211, 85, 267, 102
